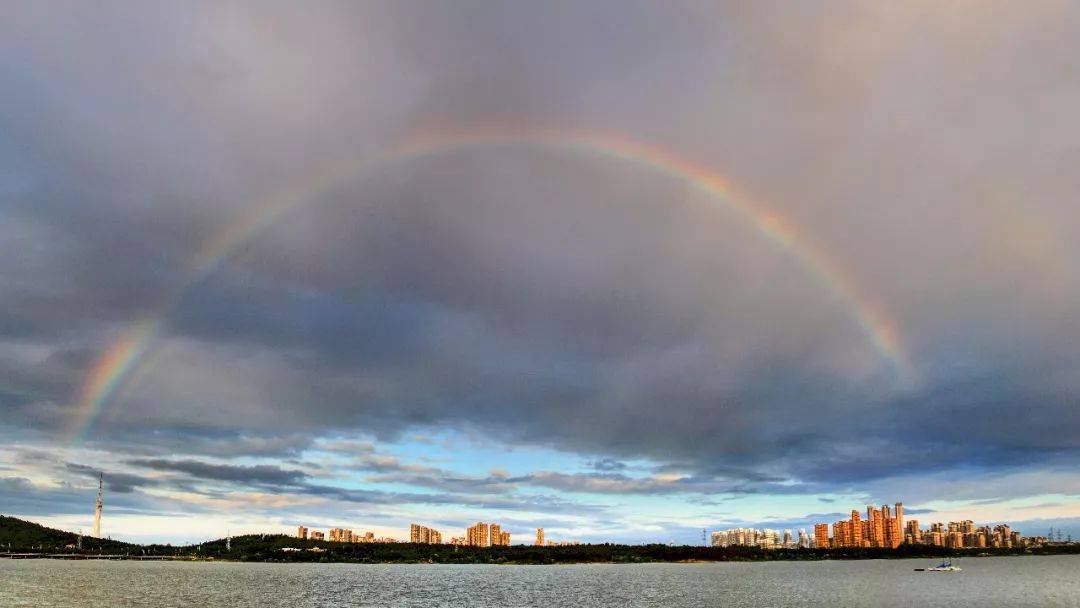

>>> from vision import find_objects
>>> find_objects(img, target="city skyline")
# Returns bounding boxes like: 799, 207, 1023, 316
47, 475, 1068, 547
2, 1, 1079, 545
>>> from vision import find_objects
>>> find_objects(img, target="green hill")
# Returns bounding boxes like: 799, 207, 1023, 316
0, 515, 135, 553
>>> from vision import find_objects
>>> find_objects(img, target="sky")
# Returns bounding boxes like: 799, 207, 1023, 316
1, 1, 1079, 545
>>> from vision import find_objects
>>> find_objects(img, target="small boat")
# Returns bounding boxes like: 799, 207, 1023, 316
915, 559, 961, 572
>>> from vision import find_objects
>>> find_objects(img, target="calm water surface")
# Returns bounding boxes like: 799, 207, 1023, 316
2, 556, 1078, 607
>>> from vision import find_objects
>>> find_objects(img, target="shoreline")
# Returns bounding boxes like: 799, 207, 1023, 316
5, 517, 1078, 565
5, 549, 1078, 565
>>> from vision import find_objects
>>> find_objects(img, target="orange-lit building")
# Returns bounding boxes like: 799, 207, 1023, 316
825, 501, 904, 548
813, 524, 829, 548
467, 522, 490, 547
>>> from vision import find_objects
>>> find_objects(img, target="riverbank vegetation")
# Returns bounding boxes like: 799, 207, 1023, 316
4, 516, 1077, 563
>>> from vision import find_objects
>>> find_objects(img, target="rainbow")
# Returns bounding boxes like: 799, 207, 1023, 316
70, 127, 909, 441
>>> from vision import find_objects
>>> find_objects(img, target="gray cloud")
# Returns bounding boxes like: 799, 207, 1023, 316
65, 463, 159, 494
588, 458, 628, 472
125, 459, 308, 486
1, 0, 1079, 523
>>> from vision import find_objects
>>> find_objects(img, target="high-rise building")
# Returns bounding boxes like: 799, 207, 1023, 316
410, 523, 442, 544
329, 528, 355, 542
886, 503, 903, 548
866, 506, 884, 547
467, 522, 490, 547
832, 521, 847, 548
297, 526, 308, 540
536, 528, 544, 546
814, 524, 829, 548
894, 503, 904, 545
849, 510, 863, 547
490, 524, 502, 546
905, 520, 921, 544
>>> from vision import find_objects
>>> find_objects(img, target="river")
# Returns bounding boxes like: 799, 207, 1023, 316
2, 555, 1078, 607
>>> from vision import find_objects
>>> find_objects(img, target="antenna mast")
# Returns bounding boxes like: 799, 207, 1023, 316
92, 473, 103, 538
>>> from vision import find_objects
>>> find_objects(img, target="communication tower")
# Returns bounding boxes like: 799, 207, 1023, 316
92, 473, 103, 538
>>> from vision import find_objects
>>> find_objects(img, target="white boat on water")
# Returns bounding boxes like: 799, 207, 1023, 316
915, 559, 961, 572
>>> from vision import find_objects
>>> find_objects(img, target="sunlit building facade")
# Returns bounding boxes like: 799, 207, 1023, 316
467, 522, 490, 547
710, 528, 781, 548
410, 523, 443, 544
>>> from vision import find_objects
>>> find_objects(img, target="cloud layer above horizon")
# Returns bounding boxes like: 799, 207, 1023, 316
1, 1, 1078, 542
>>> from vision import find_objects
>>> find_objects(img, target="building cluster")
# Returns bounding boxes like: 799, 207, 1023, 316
713, 500, 1038, 551
904, 520, 1022, 549
297, 522, 515, 547
711, 528, 811, 549
296, 526, 395, 544
452, 522, 510, 547
821, 503, 906, 548
409, 523, 442, 544
811, 501, 1029, 549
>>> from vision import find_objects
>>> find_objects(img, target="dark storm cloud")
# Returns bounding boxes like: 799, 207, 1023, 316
65, 463, 158, 494
299, 481, 606, 516
83, 431, 315, 460
360, 464, 800, 497
1, 0, 1079, 512
126, 458, 308, 486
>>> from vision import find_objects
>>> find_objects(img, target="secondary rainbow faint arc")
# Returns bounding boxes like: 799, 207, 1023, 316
71, 127, 909, 441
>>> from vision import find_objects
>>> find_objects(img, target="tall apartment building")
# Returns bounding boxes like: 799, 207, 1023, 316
467, 522, 490, 547
297, 526, 308, 540
490, 524, 502, 546
849, 510, 863, 547
329, 528, 355, 543
410, 523, 443, 544
867, 506, 884, 547
905, 520, 921, 544
892, 503, 904, 549
814, 524, 829, 548
536, 528, 544, 546
832, 520, 847, 548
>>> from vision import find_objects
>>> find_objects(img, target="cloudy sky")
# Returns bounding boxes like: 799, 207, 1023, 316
2, 1, 1079, 544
